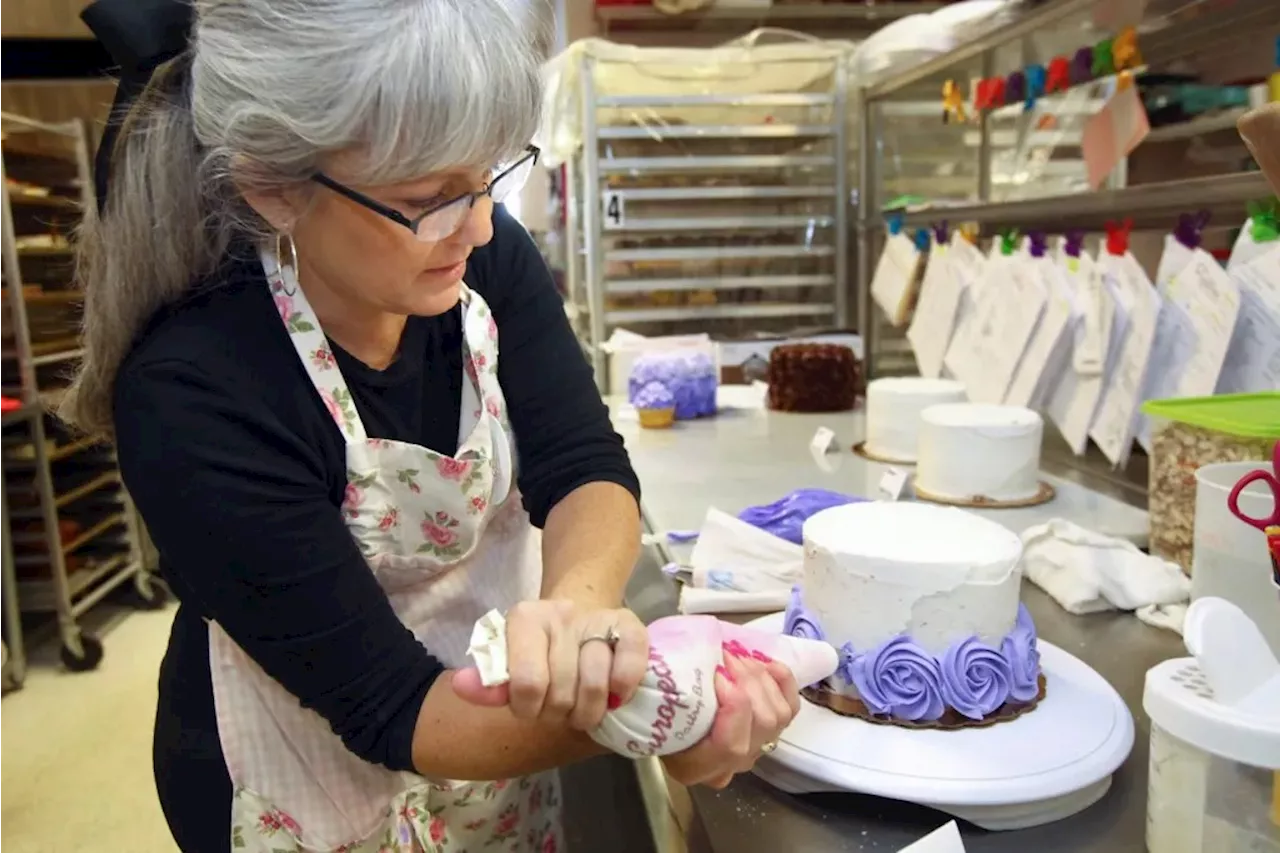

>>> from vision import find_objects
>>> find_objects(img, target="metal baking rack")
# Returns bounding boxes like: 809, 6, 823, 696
1, 111, 167, 678
563, 39, 850, 389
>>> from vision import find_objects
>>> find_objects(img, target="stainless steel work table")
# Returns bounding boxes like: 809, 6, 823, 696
614, 400, 1182, 853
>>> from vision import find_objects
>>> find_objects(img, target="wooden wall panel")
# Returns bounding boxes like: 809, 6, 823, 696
1, 81, 116, 147
1, 0, 92, 37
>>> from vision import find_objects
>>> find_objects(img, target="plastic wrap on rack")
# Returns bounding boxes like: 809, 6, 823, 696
539, 31, 853, 168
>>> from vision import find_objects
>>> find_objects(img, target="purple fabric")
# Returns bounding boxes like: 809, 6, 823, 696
738, 489, 864, 545
786, 591, 1043, 723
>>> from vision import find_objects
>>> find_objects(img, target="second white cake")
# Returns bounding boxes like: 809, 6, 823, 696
916, 403, 1044, 503
864, 377, 967, 462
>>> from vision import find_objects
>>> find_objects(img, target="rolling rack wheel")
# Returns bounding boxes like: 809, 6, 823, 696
127, 569, 171, 610
59, 629, 104, 673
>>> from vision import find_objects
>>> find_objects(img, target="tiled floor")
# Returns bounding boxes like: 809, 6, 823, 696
1, 603, 656, 853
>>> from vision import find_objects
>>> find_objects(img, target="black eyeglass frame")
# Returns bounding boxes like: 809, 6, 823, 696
310, 145, 541, 236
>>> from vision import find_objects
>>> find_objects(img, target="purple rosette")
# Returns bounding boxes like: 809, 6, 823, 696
849, 636, 946, 722
783, 587, 824, 642
939, 637, 1015, 720
1000, 604, 1041, 703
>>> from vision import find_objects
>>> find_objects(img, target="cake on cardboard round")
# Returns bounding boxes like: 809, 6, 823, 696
860, 377, 967, 463
915, 403, 1047, 505
785, 501, 1045, 729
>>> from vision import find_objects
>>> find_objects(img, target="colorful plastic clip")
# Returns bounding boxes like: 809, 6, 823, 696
933, 220, 950, 245
1173, 210, 1211, 250
1070, 47, 1095, 85
1247, 199, 1279, 243
942, 80, 967, 124
1024, 65, 1047, 110
1105, 219, 1134, 256
1046, 56, 1071, 93
998, 229, 1020, 256
886, 213, 905, 236
1027, 230, 1049, 258
913, 228, 931, 253
1113, 27, 1143, 72
1063, 229, 1086, 258
1092, 39, 1116, 79
1005, 70, 1027, 107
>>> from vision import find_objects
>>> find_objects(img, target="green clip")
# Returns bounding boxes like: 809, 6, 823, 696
1092, 39, 1115, 78
999, 229, 1020, 256
1247, 199, 1279, 243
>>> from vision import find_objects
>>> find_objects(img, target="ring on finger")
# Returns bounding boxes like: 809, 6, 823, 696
580, 625, 621, 650
760, 741, 778, 755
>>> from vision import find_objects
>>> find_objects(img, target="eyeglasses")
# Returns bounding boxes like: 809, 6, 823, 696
311, 145, 540, 242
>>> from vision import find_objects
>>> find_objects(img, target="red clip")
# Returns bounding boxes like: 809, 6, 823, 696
975, 78, 1006, 110
1105, 219, 1133, 255
1046, 56, 1071, 94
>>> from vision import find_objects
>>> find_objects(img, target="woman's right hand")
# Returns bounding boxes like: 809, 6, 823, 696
660, 649, 801, 789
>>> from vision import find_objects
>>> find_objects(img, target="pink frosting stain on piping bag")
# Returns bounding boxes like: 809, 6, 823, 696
590, 616, 838, 758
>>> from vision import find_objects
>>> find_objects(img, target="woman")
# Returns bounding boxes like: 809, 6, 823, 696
68, 1, 801, 851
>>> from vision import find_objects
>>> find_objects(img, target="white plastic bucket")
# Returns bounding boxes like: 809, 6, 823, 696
1192, 462, 1280, 658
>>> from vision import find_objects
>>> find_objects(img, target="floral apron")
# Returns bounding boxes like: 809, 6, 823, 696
206, 248, 563, 853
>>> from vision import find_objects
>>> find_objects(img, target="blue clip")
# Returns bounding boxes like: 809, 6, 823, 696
1025, 65, 1046, 111
912, 228, 931, 252
887, 213, 905, 235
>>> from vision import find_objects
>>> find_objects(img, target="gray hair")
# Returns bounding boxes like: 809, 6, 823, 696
63, 0, 546, 435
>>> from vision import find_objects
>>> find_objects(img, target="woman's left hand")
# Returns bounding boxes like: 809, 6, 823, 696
453, 599, 649, 731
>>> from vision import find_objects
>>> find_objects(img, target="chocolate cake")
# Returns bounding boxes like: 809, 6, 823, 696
766, 343, 860, 412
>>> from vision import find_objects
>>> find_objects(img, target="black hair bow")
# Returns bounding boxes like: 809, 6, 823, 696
81, 0, 194, 211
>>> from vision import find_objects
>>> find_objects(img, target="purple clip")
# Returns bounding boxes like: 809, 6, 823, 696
1174, 210, 1211, 249
1005, 71, 1027, 105
1070, 47, 1094, 85
933, 220, 949, 245
1064, 230, 1085, 258
1027, 230, 1049, 258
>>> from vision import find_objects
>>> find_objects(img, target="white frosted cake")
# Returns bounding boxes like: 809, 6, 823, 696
915, 403, 1044, 504
863, 377, 967, 463
785, 502, 1044, 727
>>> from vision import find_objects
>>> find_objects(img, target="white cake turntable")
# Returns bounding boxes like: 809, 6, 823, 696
746, 612, 1135, 831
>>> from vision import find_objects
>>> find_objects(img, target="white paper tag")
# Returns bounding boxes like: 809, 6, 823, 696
898, 821, 967, 853
1075, 263, 1107, 374
871, 233, 922, 327
809, 426, 836, 456
1216, 248, 1280, 393
878, 467, 909, 501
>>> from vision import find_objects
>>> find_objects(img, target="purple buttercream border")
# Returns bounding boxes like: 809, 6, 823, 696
783, 586, 1042, 723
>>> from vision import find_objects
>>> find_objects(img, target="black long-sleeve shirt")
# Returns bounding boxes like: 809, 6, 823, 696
113, 207, 639, 852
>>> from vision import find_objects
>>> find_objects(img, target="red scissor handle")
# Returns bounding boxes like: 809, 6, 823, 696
1227, 445, 1280, 531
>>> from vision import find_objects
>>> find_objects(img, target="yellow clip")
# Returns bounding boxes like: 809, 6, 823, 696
942, 80, 967, 124
1117, 70, 1133, 91
1113, 26, 1143, 72
958, 223, 980, 245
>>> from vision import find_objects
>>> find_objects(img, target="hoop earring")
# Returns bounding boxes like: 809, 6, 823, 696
275, 231, 301, 279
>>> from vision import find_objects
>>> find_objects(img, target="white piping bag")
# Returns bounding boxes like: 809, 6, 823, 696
466, 611, 838, 758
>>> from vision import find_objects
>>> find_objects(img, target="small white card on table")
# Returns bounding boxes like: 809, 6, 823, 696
878, 468, 909, 502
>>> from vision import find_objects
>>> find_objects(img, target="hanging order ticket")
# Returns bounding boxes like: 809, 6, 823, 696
1216, 249, 1280, 394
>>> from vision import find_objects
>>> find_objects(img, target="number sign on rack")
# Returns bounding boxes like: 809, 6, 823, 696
603, 191, 625, 230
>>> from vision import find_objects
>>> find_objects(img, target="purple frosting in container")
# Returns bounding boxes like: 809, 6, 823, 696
783, 586, 824, 642
939, 637, 1015, 720
633, 381, 675, 411
849, 636, 947, 722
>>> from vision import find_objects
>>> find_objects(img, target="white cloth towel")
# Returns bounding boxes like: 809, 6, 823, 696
1021, 518, 1191, 633
677, 508, 802, 615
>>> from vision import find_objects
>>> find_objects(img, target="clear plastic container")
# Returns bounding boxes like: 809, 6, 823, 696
1145, 659, 1280, 853
1141, 393, 1280, 573
1193, 461, 1280, 659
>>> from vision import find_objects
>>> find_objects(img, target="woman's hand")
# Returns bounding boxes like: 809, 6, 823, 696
661, 649, 801, 790
453, 599, 649, 731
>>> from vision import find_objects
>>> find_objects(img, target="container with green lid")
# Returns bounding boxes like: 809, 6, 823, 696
1141, 392, 1280, 573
